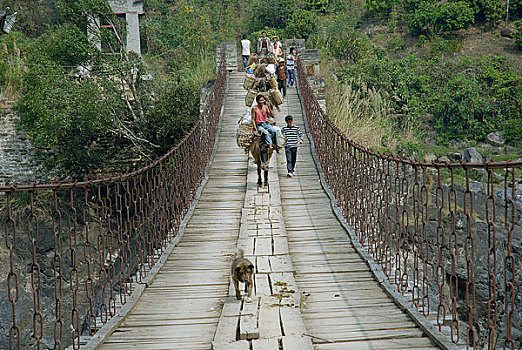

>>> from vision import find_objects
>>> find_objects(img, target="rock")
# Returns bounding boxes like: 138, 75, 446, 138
424, 131, 437, 145
505, 146, 516, 154
463, 147, 483, 163
500, 27, 513, 38
485, 154, 493, 162
424, 153, 437, 163
438, 156, 450, 163
486, 131, 506, 146
448, 152, 462, 161
450, 139, 467, 149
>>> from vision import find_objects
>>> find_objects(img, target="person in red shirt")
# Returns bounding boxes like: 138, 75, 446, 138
251, 95, 279, 151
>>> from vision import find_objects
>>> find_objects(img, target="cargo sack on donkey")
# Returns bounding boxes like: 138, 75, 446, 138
269, 88, 283, 106
236, 111, 255, 149
273, 126, 286, 148
243, 74, 256, 90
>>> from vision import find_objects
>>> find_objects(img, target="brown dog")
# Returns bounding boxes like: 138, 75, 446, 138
231, 249, 254, 301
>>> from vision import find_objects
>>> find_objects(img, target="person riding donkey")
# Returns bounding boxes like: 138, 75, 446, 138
251, 94, 280, 153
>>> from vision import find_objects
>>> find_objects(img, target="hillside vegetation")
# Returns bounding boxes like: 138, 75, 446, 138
0, 0, 239, 178
309, 0, 521, 156
1, 0, 521, 180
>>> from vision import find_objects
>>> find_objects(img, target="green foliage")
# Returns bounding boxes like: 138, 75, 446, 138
146, 83, 200, 153
0, 0, 60, 37
339, 47, 521, 145
26, 24, 96, 67
503, 118, 522, 145
56, 0, 113, 30
475, 0, 503, 23
406, 1, 475, 35
286, 8, 318, 39
433, 73, 490, 142
304, 0, 329, 12
426, 36, 462, 58
248, 0, 296, 30
515, 20, 522, 49
143, 0, 220, 64
0, 31, 24, 99
389, 34, 405, 51
18, 63, 114, 175
366, 0, 395, 16
327, 28, 373, 62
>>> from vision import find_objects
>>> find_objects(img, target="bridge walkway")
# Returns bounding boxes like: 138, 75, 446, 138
97, 72, 440, 349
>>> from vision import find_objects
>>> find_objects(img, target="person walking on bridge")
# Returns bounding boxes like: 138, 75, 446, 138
281, 115, 303, 177
252, 95, 280, 152
287, 47, 298, 88
276, 58, 287, 97
257, 31, 273, 56
241, 34, 252, 68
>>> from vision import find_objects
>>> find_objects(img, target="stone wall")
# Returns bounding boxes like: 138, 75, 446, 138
0, 107, 45, 185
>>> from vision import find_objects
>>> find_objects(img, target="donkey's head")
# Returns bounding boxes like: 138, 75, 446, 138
258, 134, 270, 171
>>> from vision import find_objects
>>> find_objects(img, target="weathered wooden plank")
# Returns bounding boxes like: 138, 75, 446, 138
273, 236, 289, 255
280, 307, 307, 336
252, 338, 279, 350
213, 298, 241, 344
271, 272, 300, 306
212, 340, 250, 350
255, 273, 271, 296
256, 256, 271, 273
269, 255, 294, 273
255, 237, 272, 256
281, 336, 314, 350
239, 300, 259, 340
258, 297, 281, 338
238, 237, 254, 256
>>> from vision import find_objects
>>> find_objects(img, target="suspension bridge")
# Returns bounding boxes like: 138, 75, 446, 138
0, 44, 519, 350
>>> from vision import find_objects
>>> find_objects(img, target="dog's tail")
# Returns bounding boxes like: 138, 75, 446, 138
233, 248, 245, 260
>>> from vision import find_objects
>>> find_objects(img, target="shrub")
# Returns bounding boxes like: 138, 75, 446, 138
327, 29, 373, 62
366, 0, 395, 16
433, 73, 490, 142
286, 9, 318, 39
26, 24, 96, 67
514, 20, 522, 49
304, 0, 329, 13
146, 83, 200, 154
406, 1, 475, 35
249, 0, 296, 30
503, 118, 522, 145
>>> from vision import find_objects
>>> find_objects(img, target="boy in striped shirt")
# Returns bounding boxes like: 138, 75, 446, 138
281, 115, 303, 177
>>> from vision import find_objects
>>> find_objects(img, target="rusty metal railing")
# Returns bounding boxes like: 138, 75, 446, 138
0, 50, 227, 350
297, 58, 520, 349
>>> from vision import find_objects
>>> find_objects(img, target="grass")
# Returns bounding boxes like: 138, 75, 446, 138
323, 58, 417, 151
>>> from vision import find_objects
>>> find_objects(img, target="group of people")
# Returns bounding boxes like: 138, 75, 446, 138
241, 32, 298, 90
242, 33, 303, 177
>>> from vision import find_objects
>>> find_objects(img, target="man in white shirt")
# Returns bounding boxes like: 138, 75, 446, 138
241, 34, 252, 68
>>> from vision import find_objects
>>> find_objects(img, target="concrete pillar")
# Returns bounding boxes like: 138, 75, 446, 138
125, 12, 140, 54
108, 0, 144, 54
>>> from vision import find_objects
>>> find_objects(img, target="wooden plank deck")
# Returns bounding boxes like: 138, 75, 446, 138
212, 73, 312, 349
277, 87, 440, 349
